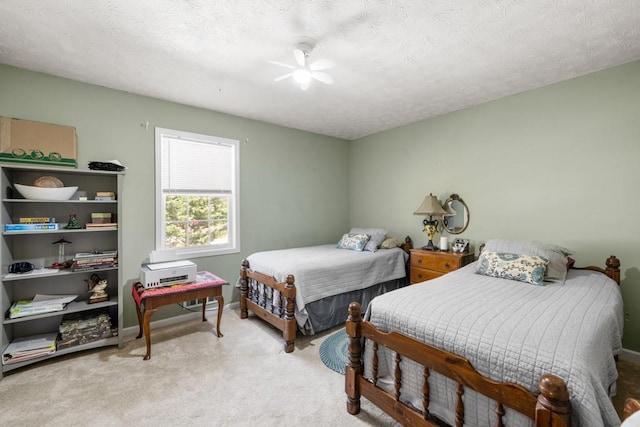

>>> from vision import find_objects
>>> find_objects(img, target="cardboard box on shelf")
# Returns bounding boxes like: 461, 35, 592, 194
0, 116, 77, 167
91, 212, 112, 224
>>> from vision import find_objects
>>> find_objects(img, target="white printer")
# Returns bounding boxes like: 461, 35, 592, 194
139, 260, 197, 289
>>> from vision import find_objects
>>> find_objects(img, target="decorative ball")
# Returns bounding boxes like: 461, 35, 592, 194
33, 176, 64, 188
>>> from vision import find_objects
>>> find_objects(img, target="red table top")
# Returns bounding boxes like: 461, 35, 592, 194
132, 271, 228, 306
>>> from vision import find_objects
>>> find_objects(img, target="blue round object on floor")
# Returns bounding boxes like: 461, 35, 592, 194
319, 328, 348, 375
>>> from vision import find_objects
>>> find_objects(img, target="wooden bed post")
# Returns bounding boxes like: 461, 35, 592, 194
606, 255, 621, 284
345, 302, 363, 415
283, 274, 296, 353
240, 260, 249, 319
535, 374, 570, 427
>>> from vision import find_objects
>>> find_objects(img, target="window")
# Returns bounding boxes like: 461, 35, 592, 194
155, 127, 239, 258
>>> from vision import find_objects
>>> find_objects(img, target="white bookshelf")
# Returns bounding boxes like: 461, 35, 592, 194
0, 164, 124, 376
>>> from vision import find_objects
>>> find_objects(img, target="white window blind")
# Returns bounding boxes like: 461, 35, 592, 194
155, 127, 240, 258
161, 138, 233, 193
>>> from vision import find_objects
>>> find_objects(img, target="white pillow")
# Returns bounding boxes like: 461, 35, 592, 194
349, 228, 388, 253
380, 236, 402, 249
483, 239, 572, 282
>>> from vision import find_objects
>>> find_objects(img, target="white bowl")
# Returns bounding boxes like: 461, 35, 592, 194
14, 184, 78, 201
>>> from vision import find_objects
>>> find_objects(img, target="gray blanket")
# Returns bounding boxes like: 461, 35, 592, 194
365, 263, 623, 426
246, 244, 408, 329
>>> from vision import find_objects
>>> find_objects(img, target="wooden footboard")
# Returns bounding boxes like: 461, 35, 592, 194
240, 260, 297, 353
345, 301, 571, 427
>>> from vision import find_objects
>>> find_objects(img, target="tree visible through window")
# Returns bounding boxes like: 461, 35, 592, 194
155, 127, 239, 257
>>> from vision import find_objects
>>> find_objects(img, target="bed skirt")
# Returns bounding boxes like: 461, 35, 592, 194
300, 277, 408, 335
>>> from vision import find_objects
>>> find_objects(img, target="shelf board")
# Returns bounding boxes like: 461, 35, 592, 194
2, 336, 119, 372
2, 199, 117, 203
2, 266, 118, 282
3, 227, 118, 236
3, 297, 118, 324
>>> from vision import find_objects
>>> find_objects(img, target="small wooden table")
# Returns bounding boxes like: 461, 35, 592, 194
132, 271, 228, 360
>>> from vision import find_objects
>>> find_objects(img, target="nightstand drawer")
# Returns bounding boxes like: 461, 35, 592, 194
409, 249, 474, 284
411, 252, 458, 273
410, 267, 443, 283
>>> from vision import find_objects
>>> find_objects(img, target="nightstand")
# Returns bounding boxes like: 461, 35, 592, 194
409, 249, 475, 284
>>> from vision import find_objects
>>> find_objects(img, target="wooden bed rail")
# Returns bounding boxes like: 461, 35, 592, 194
240, 260, 297, 353
345, 302, 571, 427
574, 255, 621, 285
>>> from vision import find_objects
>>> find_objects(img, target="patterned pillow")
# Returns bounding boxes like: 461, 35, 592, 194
476, 251, 549, 286
483, 239, 571, 283
349, 227, 388, 252
336, 233, 371, 252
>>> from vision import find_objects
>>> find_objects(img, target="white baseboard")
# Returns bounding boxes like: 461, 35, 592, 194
122, 301, 238, 338
621, 348, 640, 363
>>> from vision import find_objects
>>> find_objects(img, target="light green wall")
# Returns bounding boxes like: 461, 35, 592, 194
0, 64, 350, 328
3, 60, 638, 352
350, 60, 640, 351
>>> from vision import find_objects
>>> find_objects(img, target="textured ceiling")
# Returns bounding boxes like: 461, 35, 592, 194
0, 1, 639, 140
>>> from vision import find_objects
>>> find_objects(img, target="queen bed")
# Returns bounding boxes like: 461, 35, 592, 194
345, 240, 624, 426
239, 230, 412, 352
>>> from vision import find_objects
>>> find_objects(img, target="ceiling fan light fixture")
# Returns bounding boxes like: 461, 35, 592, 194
269, 38, 334, 90
293, 68, 312, 84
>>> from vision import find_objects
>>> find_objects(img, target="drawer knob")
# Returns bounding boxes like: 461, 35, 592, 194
444, 263, 450, 269
417, 259, 422, 264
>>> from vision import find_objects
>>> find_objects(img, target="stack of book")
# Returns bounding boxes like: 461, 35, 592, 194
71, 250, 118, 271
5, 216, 58, 232
8, 294, 78, 319
95, 191, 116, 201
2, 332, 58, 365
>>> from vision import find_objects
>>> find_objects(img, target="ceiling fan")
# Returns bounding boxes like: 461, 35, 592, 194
269, 41, 335, 91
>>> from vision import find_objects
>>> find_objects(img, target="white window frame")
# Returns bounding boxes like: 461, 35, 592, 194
154, 127, 240, 259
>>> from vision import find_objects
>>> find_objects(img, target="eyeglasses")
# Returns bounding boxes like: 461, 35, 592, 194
8, 262, 35, 274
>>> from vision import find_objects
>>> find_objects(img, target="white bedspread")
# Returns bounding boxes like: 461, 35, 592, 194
365, 262, 624, 427
246, 244, 408, 319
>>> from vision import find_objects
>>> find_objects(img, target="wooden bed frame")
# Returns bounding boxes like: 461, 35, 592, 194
239, 236, 414, 353
345, 255, 621, 426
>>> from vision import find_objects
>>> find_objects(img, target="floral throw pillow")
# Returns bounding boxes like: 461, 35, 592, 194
476, 251, 549, 286
336, 233, 371, 252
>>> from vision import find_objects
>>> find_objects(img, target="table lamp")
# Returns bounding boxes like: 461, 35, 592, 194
414, 193, 448, 250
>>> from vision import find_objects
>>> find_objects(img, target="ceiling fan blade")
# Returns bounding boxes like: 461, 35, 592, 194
309, 58, 335, 71
300, 80, 310, 91
268, 60, 295, 69
311, 71, 334, 85
293, 48, 306, 67
274, 72, 294, 82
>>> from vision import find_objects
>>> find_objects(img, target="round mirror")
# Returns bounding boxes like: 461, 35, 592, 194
442, 194, 469, 234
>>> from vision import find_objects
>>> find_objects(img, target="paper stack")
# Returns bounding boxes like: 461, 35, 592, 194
2, 332, 58, 365
8, 294, 77, 319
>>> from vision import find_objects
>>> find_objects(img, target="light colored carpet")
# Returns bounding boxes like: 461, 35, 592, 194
0, 307, 637, 426
0, 307, 396, 427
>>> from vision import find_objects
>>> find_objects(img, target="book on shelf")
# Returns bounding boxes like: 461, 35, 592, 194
74, 257, 116, 265
74, 250, 117, 259
85, 222, 117, 228
2, 332, 58, 365
96, 191, 116, 197
71, 262, 118, 272
5, 223, 59, 231
19, 216, 55, 224
94, 196, 114, 201
8, 294, 78, 319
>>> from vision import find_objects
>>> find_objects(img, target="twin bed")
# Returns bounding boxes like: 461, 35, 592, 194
240, 237, 624, 426
239, 233, 412, 352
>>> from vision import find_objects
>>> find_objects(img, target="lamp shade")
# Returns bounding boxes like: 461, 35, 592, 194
414, 194, 448, 216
